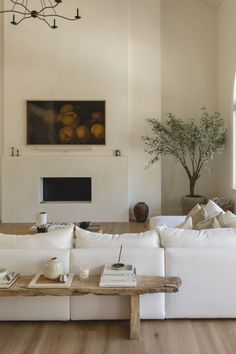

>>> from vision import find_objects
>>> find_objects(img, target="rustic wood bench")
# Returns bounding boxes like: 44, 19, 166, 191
0, 275, 181, 340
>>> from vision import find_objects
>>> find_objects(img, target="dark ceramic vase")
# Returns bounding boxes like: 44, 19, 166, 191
134, 202, 149, 223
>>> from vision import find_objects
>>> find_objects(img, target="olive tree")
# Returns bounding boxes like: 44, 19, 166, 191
142, 108, 227, 197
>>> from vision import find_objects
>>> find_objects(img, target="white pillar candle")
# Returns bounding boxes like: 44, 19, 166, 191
36, 212, 47, 226
79, 267, 90, 280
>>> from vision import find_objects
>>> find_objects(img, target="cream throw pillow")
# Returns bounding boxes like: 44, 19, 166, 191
195, 216, 221, 230
203, 199, 224, 218
176, 217, 193, 230
218, 211, 236, 227
186, 204, 207, 226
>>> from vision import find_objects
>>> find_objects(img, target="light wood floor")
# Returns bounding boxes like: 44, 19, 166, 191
0, 222, 236, 354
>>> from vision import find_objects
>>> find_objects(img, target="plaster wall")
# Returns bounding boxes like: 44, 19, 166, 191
161, 0, 218, 214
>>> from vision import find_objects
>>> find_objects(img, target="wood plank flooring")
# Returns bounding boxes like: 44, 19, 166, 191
0, 222, 236, 354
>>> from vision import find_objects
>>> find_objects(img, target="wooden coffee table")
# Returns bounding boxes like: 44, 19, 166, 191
0, 275, 181, 340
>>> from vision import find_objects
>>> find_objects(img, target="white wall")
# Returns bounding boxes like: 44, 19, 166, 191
217, 0, 236, 204
1, 0, 162, 221
128, 0, 161, 218
161, 0, 218, 214
0, 2, 3, 219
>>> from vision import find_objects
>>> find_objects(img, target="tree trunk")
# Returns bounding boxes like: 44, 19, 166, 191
189, 178, 196, 197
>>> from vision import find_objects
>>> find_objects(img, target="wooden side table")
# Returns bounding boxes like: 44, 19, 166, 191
0, 275, 181, 340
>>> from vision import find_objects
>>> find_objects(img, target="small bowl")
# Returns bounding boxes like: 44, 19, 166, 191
79, 221, 90, 230
0, 268, 7, 278
112, 263, 125, 270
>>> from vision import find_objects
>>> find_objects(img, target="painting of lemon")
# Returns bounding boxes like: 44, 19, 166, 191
27, 101, 105, 145
76, 125, 91, 143
59, 127, 76, 144
91, 124, 105, 140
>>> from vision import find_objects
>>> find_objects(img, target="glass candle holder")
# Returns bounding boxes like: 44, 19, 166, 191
79, 266, 90, 280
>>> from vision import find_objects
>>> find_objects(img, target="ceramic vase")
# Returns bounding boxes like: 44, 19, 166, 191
134, 202, 149, 223
44, 257, 63, 280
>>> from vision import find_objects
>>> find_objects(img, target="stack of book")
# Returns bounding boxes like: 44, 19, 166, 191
0, 272, 19, 288
99, 264, 137, 288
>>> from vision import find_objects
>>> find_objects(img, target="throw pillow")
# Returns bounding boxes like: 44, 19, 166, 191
74, 226, 160, 248
186, 204, 208, 226
203, 199, 224, 218
176, 217, 193, 229
218, 211, 236, 227
195, 216, 222, 230
0, 226, 74, 249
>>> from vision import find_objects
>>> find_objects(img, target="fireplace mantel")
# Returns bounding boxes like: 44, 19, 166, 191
2, 156, 128, 222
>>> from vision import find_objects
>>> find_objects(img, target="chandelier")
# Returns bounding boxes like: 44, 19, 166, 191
0, 0, 81, 29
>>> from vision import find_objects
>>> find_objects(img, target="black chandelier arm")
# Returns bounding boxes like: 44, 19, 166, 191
13, 15, 32, 25
10, 0, 31, 13
41, 14, 81, 21
38, 2, 60, 15
0, 9, 30, 16
37, 15, 55, 29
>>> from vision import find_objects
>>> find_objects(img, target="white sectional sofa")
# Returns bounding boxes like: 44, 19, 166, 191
0, 226, 165, 321
1, 211, 235, 321
150, 214, 236, 319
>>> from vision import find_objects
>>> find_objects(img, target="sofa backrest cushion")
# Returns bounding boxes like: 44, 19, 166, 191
0, 249, 70, 275
75, 226, 160, 248
0, 226, 74, 249
159, 227, 236, 248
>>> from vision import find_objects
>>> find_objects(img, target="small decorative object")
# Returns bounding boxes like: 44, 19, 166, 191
0, 1, 82, 29
11, 147, 15, 156
115, 149, 121, 157
36, 226, 48, 233
79, 221, 90, 229
36, 212, 47, 227
112, 245, 125, 269
16, 149, 20, 157
27, 101, 105, 145
0, 268, 7, 279
44, 257, 63, 280
134, 202, 149, 223
143, 108, 227, 214
59, 274, 68, 283
79, 266, 90, 280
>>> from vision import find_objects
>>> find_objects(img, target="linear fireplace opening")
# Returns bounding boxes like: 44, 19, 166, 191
42, 177, 92, 203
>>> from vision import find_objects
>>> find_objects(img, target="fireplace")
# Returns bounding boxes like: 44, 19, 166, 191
42, 177, 92, 202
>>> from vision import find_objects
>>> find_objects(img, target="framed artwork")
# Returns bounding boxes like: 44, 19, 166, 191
27, 100, 106, 145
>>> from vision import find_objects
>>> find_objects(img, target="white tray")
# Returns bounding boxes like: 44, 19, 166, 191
28, 273, 74, 289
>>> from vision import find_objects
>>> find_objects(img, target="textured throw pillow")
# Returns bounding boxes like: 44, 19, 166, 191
195, 216, 221, 230
186, 204, 208, 226
159, 227, 236, 248
203, 199, 224, 218
0, 226, 74, 249
75, 226, 160, 248
176, 217, 193, 230
218, 211, 236, 227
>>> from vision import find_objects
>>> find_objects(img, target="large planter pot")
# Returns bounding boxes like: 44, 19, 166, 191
134, 202, 149, 223
181, 195, 207, 215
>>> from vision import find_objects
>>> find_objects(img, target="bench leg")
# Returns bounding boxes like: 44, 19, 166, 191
130, 294, 140, 340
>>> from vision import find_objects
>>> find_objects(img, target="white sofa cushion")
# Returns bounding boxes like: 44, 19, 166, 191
70, 248, 165, 319
165, 248, 236, 318
75, 226, 160, 248
0, 226, 74, 249
0, 249, 70, 320
159, 227, 236, 248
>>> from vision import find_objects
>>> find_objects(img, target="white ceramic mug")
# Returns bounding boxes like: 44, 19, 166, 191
36, 212, 47, 226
